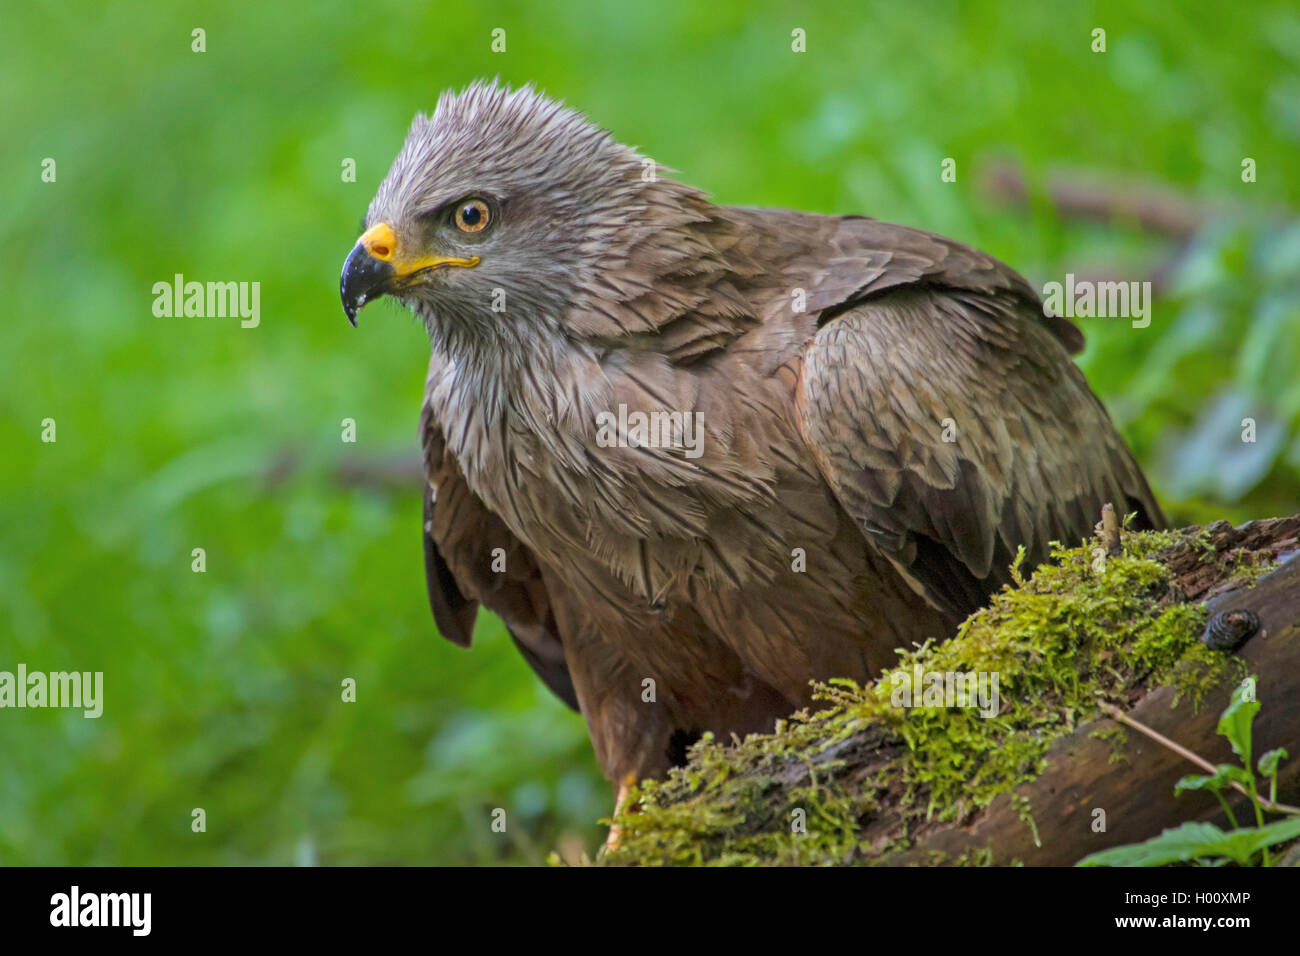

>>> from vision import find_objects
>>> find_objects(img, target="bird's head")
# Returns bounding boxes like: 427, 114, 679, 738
340, 80, 691, 359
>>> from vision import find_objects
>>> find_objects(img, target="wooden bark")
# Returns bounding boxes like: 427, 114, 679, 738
603, 515, 1300, 866
901, 516, 1300, 865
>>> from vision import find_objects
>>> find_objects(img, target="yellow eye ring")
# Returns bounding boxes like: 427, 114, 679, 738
454, 199, 491, 233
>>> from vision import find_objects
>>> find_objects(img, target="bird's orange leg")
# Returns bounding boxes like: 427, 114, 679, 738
603, 772, 639, 853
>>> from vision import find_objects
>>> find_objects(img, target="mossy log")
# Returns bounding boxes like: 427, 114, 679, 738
601, 514, 1300, 866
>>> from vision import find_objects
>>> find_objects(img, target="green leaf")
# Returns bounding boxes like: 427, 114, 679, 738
1175, 774, 1216, 794
1078, 822, 1234, 867
1258, 748, 1289, 778
1078, 817, 1300, 867
1175, 764, 1250, 795
1222, 816, 1300, 861
1217, 680, 1261, 764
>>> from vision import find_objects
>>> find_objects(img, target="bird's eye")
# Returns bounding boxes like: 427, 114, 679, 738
453, 199, 491, 233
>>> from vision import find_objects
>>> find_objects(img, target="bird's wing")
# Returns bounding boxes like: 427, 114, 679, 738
419, 367, 579, 711
794, 218, 1164, 621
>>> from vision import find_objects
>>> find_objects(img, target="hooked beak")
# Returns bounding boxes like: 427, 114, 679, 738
339, 222, 480, 327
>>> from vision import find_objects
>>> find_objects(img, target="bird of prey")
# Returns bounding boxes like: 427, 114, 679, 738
339, 80, 1164, 808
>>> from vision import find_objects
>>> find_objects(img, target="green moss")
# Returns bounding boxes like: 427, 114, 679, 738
954, 846, 1001, 867
1225, 549, 1279, 589
602, 526, 1250, 867
1091, 725, 1132, 765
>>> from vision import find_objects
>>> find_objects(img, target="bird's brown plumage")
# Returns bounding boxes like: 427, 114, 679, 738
342, 81, 1164, 788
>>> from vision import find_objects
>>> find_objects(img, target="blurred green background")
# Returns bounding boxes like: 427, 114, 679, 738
1, 0, 1297, 865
